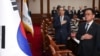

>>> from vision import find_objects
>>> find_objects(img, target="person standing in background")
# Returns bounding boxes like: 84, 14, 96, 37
77, 6, 84, 20
72, 7, 76, 15
66, 6, 73, 19
94, 7, 100, 18
51, 6, 57, 17
53, 6, 71, 45
84, 6, 87, 10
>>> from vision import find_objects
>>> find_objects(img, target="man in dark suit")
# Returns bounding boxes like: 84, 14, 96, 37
53, 6, 71, 44
77, 6, 84, 20
66, 6, 73, 19
94, 7, 100, 18
76, 8, 100, 56
72, 7, 76, 15
51, 6, 57, 17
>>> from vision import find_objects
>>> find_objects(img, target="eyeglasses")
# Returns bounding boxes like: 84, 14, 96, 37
85, 14, 93, 16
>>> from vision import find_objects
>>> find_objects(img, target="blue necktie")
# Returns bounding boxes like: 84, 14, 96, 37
85, 23, 89, 32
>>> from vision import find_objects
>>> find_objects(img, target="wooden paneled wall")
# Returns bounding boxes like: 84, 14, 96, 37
30, 0, 100, 24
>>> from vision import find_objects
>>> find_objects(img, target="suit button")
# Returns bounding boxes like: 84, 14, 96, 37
60, 31, 62, 32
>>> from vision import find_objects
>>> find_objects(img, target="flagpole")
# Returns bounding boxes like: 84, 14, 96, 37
21, 0, 23, 21
27, 0, 29, 8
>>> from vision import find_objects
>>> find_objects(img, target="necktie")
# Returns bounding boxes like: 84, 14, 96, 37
85, 23, 89, 32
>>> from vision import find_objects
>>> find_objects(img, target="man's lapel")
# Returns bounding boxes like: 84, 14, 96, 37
87, 22, 94, 33
58, 16, 61, 24
83, 23, 87, 33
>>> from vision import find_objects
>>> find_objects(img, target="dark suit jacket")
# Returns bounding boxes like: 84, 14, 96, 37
95, 10, 100, 18
51, 10, 57, 17
53, 15, 71, 38
72, 10, 76, 15
64, 9, 68, 15
77, 10, 84, 20
66, 10, 73, 19
95, 25, 100, 56
76, 21, 100, 56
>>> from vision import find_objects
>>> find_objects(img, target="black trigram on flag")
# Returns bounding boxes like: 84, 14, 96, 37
11, 0, 18, 11
1, 26, 5, 49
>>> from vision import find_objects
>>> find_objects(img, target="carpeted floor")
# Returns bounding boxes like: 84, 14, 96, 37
26, 24, 43, 56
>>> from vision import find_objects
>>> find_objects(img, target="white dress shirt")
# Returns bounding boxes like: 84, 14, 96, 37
60, 16, 64, 23
85, 20, 94, 32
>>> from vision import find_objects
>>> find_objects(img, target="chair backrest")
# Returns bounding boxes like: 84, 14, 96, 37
49, 45, 61, 56
47, 34, 60, 51
41, 29, 50, 53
